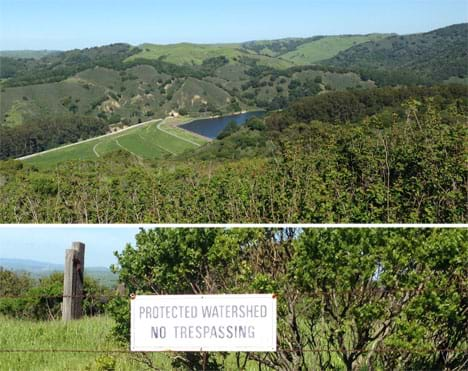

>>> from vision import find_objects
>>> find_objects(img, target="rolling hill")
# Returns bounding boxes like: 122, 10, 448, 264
0, 50, 60, 59
125, 42, 294, 69
0, 32, 389, 128
1, 24, 466, 162
0, 258, 62, 272
242, 34, 391, 64
280, 34, 391, 64
0, 44, 371, 128
0, 258, 117, 285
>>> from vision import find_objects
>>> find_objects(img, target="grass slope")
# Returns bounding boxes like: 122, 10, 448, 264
0, 79, 106, 125
23, 118, 207, 169
126, 43, 294, 69
281, 34, 391, 64
126, 43, 243, 65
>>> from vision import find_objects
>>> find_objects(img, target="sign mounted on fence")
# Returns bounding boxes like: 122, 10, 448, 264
130, 294, 277, 352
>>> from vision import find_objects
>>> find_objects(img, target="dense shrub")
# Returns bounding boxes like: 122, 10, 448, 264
109, 228, 467, 370
0, 270, 112, 320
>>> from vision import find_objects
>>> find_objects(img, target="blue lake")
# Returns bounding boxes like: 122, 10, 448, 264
180, 111, 265, 139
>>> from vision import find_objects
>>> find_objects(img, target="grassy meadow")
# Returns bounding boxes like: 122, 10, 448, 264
0, 315, 278, 371
22, 118, 208, 169
0, 315, 172, 371
125, 43, 294, 69
126, 43, 245, 65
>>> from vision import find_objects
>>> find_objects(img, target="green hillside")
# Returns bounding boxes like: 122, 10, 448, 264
1, 24, 466, 162
1, 78, 107, 126
22, 118, 207, 169
126, 42, 294, 69
0, 85, 466, 223
1, 54, 370, 131
126, 43, 243, 65
0, 32, 417, 130
281, 34, 391, 64
325, 23, 468, 84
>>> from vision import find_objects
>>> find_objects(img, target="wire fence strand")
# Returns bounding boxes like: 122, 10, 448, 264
1, 285, 466, 300
1, 289, 466, 357
0, 348, 466, 354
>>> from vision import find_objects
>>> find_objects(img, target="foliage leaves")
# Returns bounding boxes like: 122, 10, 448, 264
109, 228, 467, 370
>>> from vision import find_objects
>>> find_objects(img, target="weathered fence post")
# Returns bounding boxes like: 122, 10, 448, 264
62, 241, 85, 321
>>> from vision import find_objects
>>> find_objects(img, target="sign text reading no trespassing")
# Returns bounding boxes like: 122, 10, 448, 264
131, 294, 277, 352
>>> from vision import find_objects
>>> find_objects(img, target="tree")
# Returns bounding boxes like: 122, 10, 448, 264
178, 108, 188, 116
0, 267, 33, 296
107, 228, 467, 370
0, 270, 111, 320
217, 120, 240, 140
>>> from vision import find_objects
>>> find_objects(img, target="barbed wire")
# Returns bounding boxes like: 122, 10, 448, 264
0, 294, 122, 299
0, 285, 466, 300
0, 348, 466, 354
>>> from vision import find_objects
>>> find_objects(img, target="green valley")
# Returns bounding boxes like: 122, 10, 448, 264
0, 24, 466, 223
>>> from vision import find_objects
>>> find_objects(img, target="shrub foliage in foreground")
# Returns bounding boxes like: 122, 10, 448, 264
109, 228, 467, 371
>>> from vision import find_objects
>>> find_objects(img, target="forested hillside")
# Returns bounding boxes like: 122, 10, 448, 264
325, 23, 468, 85
0, 47, 368, 128
1, 24, 465, 132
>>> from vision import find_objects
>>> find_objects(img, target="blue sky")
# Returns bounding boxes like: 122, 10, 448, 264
1, 0, 467, 50
0, 226, 140, 266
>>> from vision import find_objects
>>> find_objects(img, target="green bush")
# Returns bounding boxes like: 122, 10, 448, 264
0, 270, 112, 320
217, 120, 239, 139
108, 228, 467, 370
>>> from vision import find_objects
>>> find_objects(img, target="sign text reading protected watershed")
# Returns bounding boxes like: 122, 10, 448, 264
130, 294, 277, 352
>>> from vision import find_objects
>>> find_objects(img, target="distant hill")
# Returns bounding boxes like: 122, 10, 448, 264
0, 50, 60, 59
324, 23, 468, 84
1, 24, 466, 160
0, 40, 371, 130
0, 258, 117, 285
126, 42, 294, 69
242, 34, 392, 64
0, 258, 62, 272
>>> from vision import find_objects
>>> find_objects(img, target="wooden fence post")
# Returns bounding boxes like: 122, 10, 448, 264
62, 241, 85, 321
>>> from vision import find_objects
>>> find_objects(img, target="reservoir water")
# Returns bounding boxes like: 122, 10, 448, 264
180, 111, 264, 139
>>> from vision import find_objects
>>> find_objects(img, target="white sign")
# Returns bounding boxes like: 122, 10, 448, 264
131, 294, 277, 352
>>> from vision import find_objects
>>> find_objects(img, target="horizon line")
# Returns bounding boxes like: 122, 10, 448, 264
1, 22, 465, 52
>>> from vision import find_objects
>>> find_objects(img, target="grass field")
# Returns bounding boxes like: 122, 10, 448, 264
22, 118, 209, 169
126, 43, 244, 65
0, 315, 172, 371
126, 43, 294, 69
0, 316, 276, 370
